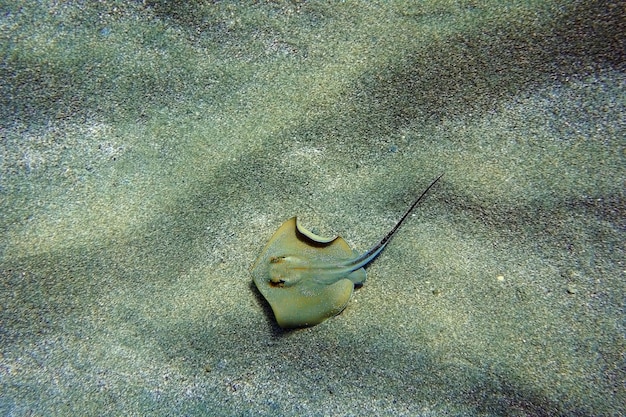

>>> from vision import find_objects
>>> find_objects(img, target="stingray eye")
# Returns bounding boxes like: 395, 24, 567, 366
269, 278, 285, 287
270, 256, 286, 264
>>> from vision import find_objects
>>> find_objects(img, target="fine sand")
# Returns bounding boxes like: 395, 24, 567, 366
1, 1, 624, 415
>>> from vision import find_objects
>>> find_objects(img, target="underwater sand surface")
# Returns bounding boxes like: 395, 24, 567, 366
1, 1, 624, 416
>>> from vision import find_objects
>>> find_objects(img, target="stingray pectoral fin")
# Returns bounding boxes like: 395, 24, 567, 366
267, 279, 354, 328
295, 218, 337, 243
347, 268, 366, 285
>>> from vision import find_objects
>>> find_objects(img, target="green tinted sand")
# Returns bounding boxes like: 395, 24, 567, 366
1, 1, 624, 415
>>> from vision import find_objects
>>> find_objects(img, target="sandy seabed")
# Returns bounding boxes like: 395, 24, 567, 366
1, 1, 624, 416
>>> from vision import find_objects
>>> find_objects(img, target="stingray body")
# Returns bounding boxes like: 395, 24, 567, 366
251, 174, 443, 328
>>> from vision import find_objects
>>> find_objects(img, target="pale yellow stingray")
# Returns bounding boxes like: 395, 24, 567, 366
251, 174, 443, 328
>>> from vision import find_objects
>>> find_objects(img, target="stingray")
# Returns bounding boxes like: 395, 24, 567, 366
251, 174, 443, 328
